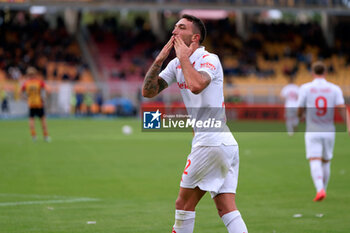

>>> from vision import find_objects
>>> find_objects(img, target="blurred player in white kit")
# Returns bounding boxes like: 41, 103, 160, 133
142, 14, 248, 233
280, 76, 299, 136
298, 61, 345, 202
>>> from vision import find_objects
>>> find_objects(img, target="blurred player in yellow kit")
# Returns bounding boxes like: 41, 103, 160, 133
21, 67, 50, 142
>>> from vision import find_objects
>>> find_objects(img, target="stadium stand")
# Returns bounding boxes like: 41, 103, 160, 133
0, 11, 91, 81
87, 16, 157, 82
86, 14, 350, 88
0, 10, 100, 116
0, 5, 349, 116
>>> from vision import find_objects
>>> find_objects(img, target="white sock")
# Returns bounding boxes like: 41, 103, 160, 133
172, 210, 195, 233
322, 162, 331, 191
286, 122, 294, 135
310, 160, 324, 192
221, 210, 248, 233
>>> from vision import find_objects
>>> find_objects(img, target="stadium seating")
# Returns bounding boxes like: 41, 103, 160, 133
1, 10, 349, 117
86, 17, 350, 89
0, 11, 91, 83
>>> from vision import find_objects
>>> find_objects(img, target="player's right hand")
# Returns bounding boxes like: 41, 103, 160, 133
155, 36, 174, 63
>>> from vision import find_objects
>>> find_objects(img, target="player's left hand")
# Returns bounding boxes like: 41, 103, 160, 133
174, 36, 194, 60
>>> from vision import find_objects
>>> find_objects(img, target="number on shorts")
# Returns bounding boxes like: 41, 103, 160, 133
183, 159, 191, 175
315, 96, 327, 116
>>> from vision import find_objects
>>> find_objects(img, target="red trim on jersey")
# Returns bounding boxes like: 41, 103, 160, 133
177, 81, 189, 90
40, 80, 45, 88
21, 82, 26, 92
200, 62, 216, 70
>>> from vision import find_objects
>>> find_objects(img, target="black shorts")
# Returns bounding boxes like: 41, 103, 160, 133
29, 108, 45, 118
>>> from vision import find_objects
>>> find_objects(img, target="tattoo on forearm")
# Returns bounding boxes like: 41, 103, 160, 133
157, 78, 168, 94
143, 63, 162, 94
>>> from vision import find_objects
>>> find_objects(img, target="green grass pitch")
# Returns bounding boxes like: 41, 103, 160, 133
0, 118, 349, 233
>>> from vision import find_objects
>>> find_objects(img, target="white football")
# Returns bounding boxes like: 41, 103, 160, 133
122, 125, 133, 135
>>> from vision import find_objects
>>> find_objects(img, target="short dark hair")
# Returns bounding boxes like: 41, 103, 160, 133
181, 14, 206, 44
312, 61, 326, 75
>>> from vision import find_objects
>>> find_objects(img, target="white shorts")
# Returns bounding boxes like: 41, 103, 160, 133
305, 132, 335, 160
180, 144, 239, 198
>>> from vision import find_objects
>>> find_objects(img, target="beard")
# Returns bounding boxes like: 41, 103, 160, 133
181, 36, 192, 47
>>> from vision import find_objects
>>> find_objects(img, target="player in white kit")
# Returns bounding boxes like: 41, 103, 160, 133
297, 61, 345, 202
142, 15, 248, 233
280, 76, 299, 136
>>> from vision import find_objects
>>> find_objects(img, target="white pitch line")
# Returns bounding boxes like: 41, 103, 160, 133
0, 198, 100, 207
0, 193, 69, 199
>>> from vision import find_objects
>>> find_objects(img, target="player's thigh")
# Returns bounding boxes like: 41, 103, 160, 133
305, 133, 323, 159
210, 145, 239, 198
29, 108, 36, 118
175, 187, 206, 211
37, 108, 45, 118
322, 133, 335, 160
180, 146, 222, 188
181, 145, 236, 194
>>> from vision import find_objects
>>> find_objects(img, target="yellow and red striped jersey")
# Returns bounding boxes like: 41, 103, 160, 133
22, 78, 45, 108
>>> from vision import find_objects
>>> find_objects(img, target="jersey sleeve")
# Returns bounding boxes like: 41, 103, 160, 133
297, 85, 306, 107
159, 59, 176, 85
197, 54, 220, 81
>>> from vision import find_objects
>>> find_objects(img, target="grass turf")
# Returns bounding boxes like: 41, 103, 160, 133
0, 118, 349, 233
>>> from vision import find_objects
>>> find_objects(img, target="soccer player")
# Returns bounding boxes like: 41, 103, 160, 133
142, 15, 248, 233
21, 67, 51, 142
280, 76, 299, 136
298, 61, 345, 202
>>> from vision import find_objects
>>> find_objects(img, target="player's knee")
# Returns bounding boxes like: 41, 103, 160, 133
217, 207, 237, 217
175, 197, 196, 211
175, 197, 185, 210
215, 201, 237, 217
217, 207, 225, 217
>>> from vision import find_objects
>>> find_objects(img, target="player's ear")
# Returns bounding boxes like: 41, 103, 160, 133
192, 34, 200, 43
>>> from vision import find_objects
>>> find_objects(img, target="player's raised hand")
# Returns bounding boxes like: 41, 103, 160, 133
174, 36, 193, 60
155, 36, 174, 63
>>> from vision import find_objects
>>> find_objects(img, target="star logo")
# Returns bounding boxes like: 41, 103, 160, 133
143, 109, 162, 129
151, 109, 161, 122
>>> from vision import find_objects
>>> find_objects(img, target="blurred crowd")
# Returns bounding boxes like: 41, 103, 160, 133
88, 16, 159, 81
0, 10, 87, 81
76, 0, 348, 7
2, 10, 350, 84
1, 10, 350, 116
88, 14, 350, 83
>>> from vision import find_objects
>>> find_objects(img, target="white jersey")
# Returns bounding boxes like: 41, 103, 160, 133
298, 77, 344, 132
281, 84, 299, 108
159, 46, 237, 147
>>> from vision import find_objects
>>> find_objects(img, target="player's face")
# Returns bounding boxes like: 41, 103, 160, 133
172, 18, 196, 47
